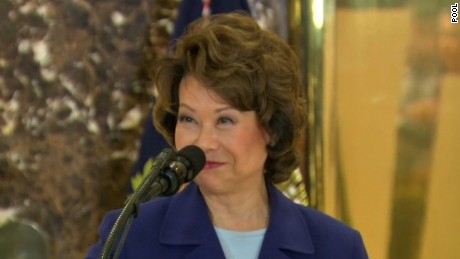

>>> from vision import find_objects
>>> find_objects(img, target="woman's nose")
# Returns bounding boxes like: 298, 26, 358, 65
194, 124, 218, 151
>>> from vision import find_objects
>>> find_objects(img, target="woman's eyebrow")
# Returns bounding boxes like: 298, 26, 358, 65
179, 103, 235, 114
178, 103, 195, 112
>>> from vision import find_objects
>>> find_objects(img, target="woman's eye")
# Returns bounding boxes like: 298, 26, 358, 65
218, 117, 234, 125
178, 115, 195, 123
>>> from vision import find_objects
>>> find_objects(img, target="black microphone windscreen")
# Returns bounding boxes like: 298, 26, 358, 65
177, 145, 206, 175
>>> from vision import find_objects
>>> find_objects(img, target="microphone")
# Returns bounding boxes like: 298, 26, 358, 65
99, 145, 206, 259
143, 145, 206, 198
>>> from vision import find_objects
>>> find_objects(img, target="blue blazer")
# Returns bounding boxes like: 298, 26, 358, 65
87, 182, 368, 258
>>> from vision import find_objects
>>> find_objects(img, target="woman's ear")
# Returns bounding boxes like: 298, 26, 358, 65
264, 129, 274, 147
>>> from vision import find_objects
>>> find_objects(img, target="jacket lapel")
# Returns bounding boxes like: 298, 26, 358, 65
158, 182, 226, 258
258, 183, 315, 258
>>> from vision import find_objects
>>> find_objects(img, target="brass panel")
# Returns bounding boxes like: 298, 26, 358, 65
304, 0, 460, 258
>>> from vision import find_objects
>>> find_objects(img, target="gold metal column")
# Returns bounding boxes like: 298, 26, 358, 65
290, 0, 328, 211
298, 0, 460, 258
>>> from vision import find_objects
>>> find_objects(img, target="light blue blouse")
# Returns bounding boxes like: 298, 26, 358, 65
214, 227, 267, 259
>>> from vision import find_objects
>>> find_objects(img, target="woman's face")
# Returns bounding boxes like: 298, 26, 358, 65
175, 75, 270, 195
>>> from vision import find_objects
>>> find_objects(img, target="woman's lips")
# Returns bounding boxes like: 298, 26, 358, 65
203, 161, 225, 170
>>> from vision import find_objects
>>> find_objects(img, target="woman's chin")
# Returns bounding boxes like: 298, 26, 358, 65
194, 174, 227, 194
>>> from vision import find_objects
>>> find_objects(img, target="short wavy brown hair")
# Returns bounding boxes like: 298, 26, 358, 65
152, 12, 307, 184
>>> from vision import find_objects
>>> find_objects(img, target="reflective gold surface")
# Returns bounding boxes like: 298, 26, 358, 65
303, 0, 327, 210
303, 0, 460, 258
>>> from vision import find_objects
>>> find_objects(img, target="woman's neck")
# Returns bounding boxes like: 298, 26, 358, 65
201, 182, 270, 231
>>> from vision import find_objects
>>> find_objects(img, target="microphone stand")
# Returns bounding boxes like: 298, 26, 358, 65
98, 148, 175, 259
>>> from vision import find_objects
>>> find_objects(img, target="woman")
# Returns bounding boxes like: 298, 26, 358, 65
87, 12, 368, 258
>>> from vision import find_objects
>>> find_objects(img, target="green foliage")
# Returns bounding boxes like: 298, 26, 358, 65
131, 158, 155, 191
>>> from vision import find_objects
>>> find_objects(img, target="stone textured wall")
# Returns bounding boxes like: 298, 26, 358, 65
0, 0, 178, 258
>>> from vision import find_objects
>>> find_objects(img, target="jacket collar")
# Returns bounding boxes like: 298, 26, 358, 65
159, 181, 314, 257
259, 182, 314, 257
